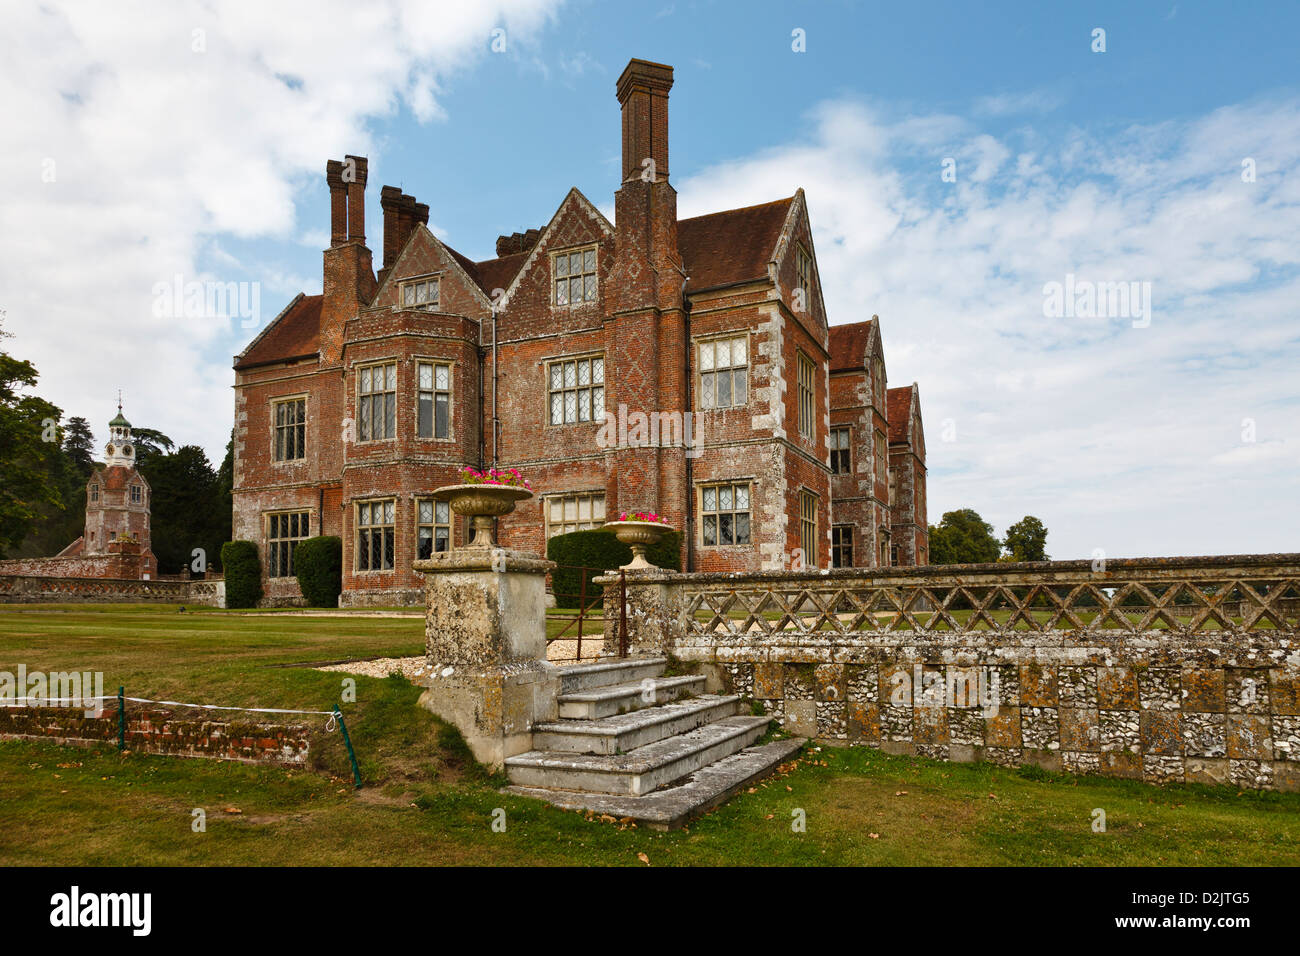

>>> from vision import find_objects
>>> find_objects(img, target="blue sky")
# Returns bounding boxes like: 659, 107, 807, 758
4, 0, 1298, 560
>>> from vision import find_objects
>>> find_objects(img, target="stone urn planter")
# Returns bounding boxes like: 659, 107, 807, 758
432, 484, 533, 549
605, 519, 672, 570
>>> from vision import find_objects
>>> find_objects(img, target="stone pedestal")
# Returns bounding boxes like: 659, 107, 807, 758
413, 547, 559, 770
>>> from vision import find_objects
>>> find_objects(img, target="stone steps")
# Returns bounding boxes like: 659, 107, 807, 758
557, 657, 667, 694
505, 714, 773, 795
556, 674, 706, 720
507, 737, 806, 830
533, 694, 745, 755
506, 657, 804, 827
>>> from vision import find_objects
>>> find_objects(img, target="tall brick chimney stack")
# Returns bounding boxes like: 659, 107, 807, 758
327, 160, 347, 247
397, 193, 415, 252
617, 59, 673, 183
380, 185, 403, 271
378, 188, 430, 288
607, 59, 687, 551
320, 155, 376, 371
345, 155, 368, 242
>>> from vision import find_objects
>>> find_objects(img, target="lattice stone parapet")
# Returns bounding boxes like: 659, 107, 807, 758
601, 555, 1300, 793
669, 554, 1300, 642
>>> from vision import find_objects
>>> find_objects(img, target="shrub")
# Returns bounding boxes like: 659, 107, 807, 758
294, 535, 343, 608
220, 540, 262, 609
546, 528, 681, 609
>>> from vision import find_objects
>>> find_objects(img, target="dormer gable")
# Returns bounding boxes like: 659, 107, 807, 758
492, 188, 615, 315
369, 222, 493, 319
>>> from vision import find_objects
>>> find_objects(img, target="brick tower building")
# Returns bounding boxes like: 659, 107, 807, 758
232, 58, 928, 606
44, 402, 158, 579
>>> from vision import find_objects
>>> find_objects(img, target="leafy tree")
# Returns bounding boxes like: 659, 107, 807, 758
138, 444, 224, 575
1003, 515, 1049, 562
62, 417, 96, 478
130, 427, 175, 468
927, 508, 1001, 565
214, 435, 233, 567
0, 349, 67, 558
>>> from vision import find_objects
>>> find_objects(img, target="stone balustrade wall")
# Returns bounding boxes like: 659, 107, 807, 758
602, 554, 1300, 791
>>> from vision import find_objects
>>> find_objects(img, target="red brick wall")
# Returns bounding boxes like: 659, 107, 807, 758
0, 703, 309, 765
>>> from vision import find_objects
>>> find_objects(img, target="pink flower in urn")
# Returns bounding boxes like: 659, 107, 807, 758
459, 465, 530, 489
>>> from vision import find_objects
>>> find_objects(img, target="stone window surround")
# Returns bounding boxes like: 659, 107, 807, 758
697, 479, 754, 548
795, 241, 815, 313
796, 350, 816, 443
830, 425, 851, 475
415, 496, 454, 558
413, 356, 455, 442
799, 488, 819, 570
265, 509, 311, 578
832, 524, 853, 568
354, 497, 396, 573
695, 330, 750, 412
551, 244, 599, 308
89, 483, 99, 503
400, 272, 441, 311
543, 490, 607, 539
270, 393, 308, 463
544, 352, 605, 428
355, 359, 399, 443
130, 484, 143, 504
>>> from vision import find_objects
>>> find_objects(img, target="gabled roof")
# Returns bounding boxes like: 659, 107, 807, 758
370, 224, 494, 313
678, 196, 794, 293
237, 191, 802, 368
829, 318, 877, 373
93, 463, 148, 492
472, 250, 530, 299
234, 293, 322, 370
887, 385, 915, 444
493, 188, 616, 311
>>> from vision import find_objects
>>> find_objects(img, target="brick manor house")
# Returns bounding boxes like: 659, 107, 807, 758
232, 58, 928, 606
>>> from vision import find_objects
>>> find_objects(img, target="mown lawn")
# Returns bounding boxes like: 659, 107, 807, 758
1, 604, 1298, 866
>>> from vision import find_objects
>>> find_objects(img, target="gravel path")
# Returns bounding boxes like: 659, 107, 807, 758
315, 656, 430, 680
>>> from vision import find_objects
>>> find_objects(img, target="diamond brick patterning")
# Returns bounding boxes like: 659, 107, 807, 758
608, 553, 1300, 793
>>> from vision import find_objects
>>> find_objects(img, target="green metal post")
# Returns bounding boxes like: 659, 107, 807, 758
335, 706, 361, 789
117, 686, 125, 751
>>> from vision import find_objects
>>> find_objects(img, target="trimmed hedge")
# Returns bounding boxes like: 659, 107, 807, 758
294, 535, 343, 608
546, 528, 681, 609
220, 540, 263, 609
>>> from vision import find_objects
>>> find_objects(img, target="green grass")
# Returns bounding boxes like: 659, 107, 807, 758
2, 604, 1298, 866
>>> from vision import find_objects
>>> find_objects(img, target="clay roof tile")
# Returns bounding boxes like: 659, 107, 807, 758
234, 294, 323, 370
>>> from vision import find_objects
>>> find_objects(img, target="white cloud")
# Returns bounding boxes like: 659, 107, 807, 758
0, 0, 561, 459
676, 95, 1300, 559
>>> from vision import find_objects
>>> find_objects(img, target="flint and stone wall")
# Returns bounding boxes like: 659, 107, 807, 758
604, 554, 1300, 792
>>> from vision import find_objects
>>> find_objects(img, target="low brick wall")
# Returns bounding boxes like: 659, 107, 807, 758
602, 554, 1300, 792
0, 702, 310, 765
0, 574, 224, 607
